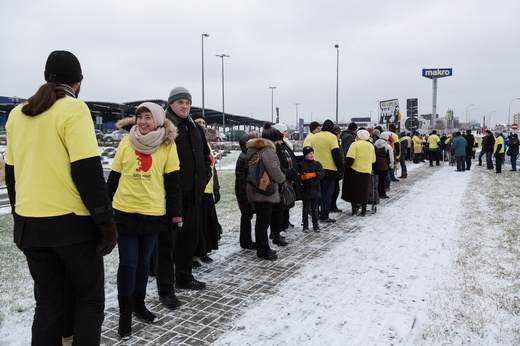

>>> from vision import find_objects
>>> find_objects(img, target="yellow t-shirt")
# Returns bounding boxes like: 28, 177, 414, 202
6, 97, 100, 217
204, 143, 215, 194
312, 131, 339, 171
427, 134, 441, 149
494, 135, 505, 154
347, 140, 376, 174
303, 132, 315, 147
111, 136, 180, 215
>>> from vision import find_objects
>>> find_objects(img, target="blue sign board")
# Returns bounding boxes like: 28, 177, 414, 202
422, 68, 453, 79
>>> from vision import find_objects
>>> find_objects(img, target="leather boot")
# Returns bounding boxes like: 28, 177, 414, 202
273, 231, 288, 246
312, 222, 320, 233
133, 290, 156, 323
118, 295, 133, 340
303, 222, 310, 233
399, 172, 407, 179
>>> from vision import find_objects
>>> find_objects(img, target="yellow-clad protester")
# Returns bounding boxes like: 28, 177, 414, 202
412, 131, 424, 163
341, 129, 376, 216
107, 102, 182, 340
5, 50, 117, 345
493, 132, 505, 173
427, 130, 441, 166
312, 119, 344, 223
303, 121, 321, 147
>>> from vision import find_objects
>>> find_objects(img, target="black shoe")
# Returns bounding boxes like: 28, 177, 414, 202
241, 242, 257, 249
159, 293, 182, 309
313, 223, 321, 233
175, 279, 206, 290
331, 208, 343, 213
273, 236, 288, 246
257, 251, 278, 260
319, 218, 336, 223
192, 260, 202, 268
358, 212, 366, 217
391, 178, 400, 182
200, 256, 213, 263
379, 195, 389, 199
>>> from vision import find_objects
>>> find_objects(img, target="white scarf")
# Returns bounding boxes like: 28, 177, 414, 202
128, 125, 165, 155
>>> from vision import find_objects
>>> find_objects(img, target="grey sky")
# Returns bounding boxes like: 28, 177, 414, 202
2, 0, 519, 128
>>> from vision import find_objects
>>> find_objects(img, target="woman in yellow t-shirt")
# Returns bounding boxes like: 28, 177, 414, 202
106, 102, 182, 340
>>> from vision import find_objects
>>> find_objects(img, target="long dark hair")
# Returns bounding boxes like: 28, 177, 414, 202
21, 82, 69, 116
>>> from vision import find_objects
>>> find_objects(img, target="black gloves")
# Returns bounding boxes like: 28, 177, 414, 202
96, 219, 118, 256
214, 189, 221, 204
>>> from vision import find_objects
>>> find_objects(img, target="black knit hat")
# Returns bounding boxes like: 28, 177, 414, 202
44, 50, 83, 84
262, 122, 282, 141
322, 119, 334, 132
348, 122, 358, 131
309, 121, 321, 132
303, 146, 314, 157
191, 113, 204, 121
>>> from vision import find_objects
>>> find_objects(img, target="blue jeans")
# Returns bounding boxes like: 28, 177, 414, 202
117, 232, 158, 297
319, 178, 335, 220
486, 151, 494, 169
478, 149, 486, 165
511, 155, 517, 171
400, 152, 407, 173
456, 156, 465, 171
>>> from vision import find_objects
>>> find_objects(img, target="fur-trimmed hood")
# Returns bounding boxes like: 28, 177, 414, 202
246, 137, 276, 150
116, 116, 178, 145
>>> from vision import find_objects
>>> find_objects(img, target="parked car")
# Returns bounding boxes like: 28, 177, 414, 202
95, 130, 104, 141
224, 130, 248, 141
103, 130, 127, 142
0, 131, 7, 143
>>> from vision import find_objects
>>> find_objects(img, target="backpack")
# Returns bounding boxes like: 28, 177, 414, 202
248, 148, 277, 196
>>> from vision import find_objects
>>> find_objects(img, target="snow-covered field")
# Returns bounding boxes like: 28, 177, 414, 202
1, 145, 520, 345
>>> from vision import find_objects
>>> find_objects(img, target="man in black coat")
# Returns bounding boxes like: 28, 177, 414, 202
156, 87, 212, 308
463, 129, 475, 170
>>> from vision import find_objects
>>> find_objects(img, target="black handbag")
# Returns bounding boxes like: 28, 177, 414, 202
279, 180, 296, 207
248, 149, 277, 196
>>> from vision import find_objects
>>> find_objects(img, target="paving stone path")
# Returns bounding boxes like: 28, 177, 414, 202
101, 163, 437, 345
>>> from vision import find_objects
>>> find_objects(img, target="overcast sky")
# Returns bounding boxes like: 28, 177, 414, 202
2, 0, 520, 128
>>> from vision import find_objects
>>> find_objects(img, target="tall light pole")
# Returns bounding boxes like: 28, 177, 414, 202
468, 107, 476, 129
294, 103, 300, 130
201, 33, 209, 118
335, 44, 339, 124
465, 104, 475, 129
216, 54, 230, 133
508, 98, 520, 132
269, 86, 276, 123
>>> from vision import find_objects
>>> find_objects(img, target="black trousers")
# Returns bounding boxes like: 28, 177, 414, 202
254, 201, 273, 257
174, 203, 202, 284
156, 227, 176, 296
22, 239, 104, 346
239, 209, 255, 248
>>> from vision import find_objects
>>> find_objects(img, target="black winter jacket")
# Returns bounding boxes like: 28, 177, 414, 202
235, 136, 254, 212
165, 107, 212, 207
298, 159, 325, 199
275, 141, 304, 202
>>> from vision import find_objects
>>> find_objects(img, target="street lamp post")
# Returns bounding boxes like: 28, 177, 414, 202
294, 103, 299, 130
216, 54, 230, 133
269, 86, 276, 123
465, 104, 475, 129
201, 33, 209, 118
335, 44, 339, 124
468, 108, 476, 129
508, 98, 520, 132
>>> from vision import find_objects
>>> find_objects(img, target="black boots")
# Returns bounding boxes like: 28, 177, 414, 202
303, 222, 310, 233
118, 295, 133, 340
273, 233, 288, 246
133, 290, 156, 323
312, 222, 320, 233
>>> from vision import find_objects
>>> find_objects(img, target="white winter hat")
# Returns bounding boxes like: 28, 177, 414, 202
380, 131, 391, 141
357, 129, 370, 141
273, 123, 288, 133
136, 102, 165, 129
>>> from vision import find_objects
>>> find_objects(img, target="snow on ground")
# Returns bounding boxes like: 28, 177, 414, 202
214, 162, 471, 345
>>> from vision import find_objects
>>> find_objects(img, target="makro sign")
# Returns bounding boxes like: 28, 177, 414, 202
422, 68, 453, 79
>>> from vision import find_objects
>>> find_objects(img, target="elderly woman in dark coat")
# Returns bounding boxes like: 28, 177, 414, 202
235, 132, 259, 249
246, 124, 286, 260
341, 129, 376, 216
